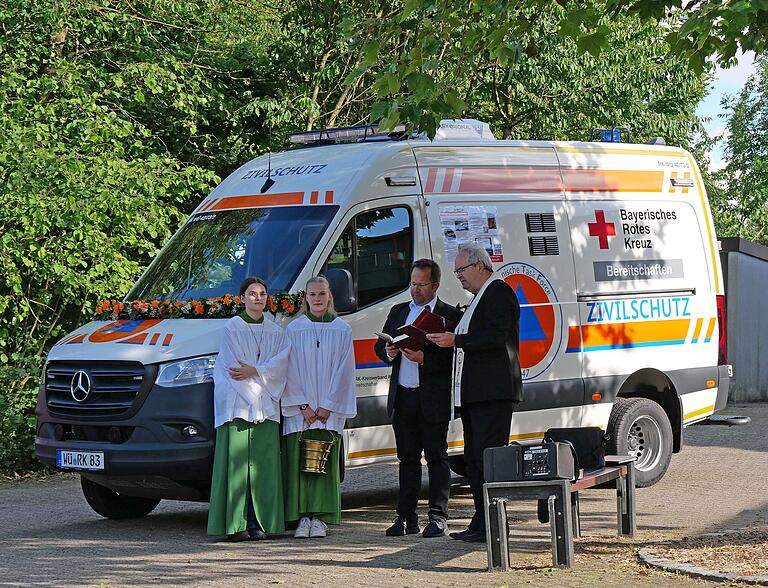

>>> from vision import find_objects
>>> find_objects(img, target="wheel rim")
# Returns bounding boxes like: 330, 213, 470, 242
625, 415, 663, 471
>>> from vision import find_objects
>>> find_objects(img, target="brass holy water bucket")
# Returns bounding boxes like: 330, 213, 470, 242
299, 429, 336, 474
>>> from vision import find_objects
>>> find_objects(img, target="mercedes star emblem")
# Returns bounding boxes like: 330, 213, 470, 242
70, 370, 92, 403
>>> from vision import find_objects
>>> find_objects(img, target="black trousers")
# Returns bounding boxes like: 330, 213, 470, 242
461, 399, 515, 531
392, 386, 450, 520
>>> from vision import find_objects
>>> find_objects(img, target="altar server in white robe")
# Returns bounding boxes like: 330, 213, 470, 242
282, 275, 356, 539
207, 277, 291, 541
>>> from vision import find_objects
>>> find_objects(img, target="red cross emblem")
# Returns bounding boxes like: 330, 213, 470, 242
588, 210, 616, 249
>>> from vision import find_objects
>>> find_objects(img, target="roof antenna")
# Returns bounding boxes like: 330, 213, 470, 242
260, 127, 275, 193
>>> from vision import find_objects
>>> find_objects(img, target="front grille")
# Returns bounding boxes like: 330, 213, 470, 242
46, 361, 146, 417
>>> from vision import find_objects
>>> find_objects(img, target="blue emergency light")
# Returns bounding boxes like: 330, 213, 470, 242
592, 126, 630, 143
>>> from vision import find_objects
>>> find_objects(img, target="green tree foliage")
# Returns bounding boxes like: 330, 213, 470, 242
350, 1, 708, 140
709, 58, 768, 244
0, 0, 281, 470
608, 0, 768, 72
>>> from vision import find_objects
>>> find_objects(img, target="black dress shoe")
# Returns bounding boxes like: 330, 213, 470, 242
422, 517, 447, 538
226, 531, 251, 542
248, 528, 267, 540
385, 514, 420, 536
461, 529, 487, 543
449, 527, 471, 540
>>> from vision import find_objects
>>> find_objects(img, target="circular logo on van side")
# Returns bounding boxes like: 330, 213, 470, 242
497, 262, 563, 380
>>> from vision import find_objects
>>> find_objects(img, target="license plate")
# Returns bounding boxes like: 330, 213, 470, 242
56, 449, 105, 471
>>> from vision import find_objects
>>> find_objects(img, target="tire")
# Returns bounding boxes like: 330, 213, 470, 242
449, 454, 467, 477
81, 476, 160, 519
607, 397, 673, 487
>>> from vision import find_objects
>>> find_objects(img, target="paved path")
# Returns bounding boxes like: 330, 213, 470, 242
1, 403, 766, 587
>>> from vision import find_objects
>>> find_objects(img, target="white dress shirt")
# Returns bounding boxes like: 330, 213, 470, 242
397, 296, 438, 389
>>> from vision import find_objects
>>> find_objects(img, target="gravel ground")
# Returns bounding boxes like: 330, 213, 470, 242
1, 402, 766, 587
644, 527, 768, 578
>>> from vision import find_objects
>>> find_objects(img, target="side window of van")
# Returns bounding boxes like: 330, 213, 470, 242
324, 206, 412, 309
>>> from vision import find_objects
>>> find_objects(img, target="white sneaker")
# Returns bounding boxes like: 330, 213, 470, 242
309, 518, 327, 538
294, 516, 312, 539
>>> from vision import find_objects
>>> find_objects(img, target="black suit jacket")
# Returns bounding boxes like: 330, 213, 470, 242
454, 279, 523, 405
374, 298, 462, 422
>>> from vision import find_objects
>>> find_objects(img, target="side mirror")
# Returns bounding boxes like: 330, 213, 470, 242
325, 268, 357, 313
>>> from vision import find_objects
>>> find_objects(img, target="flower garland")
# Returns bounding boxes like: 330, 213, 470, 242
93, 291, 305, 321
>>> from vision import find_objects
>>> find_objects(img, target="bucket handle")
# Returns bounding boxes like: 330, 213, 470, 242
298, 427, 336, 446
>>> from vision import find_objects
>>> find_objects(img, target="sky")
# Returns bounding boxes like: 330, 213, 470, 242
695, 52, 757, 170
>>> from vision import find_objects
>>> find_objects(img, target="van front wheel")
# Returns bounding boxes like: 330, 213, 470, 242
81, 477, 161, 519
607, 397, 673, 488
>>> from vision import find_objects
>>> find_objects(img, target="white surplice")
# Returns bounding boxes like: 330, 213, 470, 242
282, 315, 357, 435
213, 315, 291, 428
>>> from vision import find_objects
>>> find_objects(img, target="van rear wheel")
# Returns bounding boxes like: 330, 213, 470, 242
607, 397, 673, 487
81, 476, 160, 519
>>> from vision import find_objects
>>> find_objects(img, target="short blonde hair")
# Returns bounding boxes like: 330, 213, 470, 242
301, 275, 336, 316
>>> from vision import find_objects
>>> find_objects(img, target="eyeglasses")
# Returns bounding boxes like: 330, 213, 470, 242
454, 263, 476, 276
410, 281, 436, 289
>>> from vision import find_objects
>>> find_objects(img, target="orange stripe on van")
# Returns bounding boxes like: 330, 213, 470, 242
566, 318, 691, 352
457, 167, 562, 193
324, 190, 334, 204
691, 318, 704, 343
441, 167, 455, 192
309, 191, 319, 204
561, 169, 664, 193
354, 338, 387, 368
704, 317, 717, 342
210, 192, 305, 210
425, 167, 438, 193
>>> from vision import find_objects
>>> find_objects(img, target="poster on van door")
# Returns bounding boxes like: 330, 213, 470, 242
439, 205, 504, 264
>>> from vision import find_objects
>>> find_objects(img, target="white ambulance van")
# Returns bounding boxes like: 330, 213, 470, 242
36, 120, 731, 518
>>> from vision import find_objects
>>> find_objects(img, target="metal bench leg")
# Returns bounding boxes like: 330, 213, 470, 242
615, 466, 637, 536
570, 491, 581, 538
549, 482, 575, 568
495, 498, 510, 571
486, 491, 510, 570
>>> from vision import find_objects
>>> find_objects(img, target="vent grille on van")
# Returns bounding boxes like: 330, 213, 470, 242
529, 236, 560, 256
45, 361, 146, 417
525, 213, 556, 233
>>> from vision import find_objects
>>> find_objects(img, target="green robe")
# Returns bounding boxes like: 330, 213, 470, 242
207, 418, 285, 535
282, 429, 342, 525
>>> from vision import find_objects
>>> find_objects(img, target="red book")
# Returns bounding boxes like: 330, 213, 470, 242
374, 308, 455, 352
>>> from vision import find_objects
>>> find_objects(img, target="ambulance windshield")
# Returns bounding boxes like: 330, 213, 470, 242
127, 206, 338, 301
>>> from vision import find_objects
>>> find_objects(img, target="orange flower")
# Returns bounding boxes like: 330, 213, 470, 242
174, 301, 184, 308
269, 301, 277, 313
280, 299, 290, 309
194, 303, 204, 315
287, 304, 295, 314
151, 300, 160, 308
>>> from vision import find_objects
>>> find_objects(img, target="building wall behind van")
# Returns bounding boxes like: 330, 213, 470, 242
720, 238, 768, 402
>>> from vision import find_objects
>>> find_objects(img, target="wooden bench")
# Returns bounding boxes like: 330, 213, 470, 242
483, 455, 636, 570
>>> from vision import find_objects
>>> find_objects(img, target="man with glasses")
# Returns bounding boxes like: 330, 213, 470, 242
374, 259, 462, 538
428, 243, 522, 543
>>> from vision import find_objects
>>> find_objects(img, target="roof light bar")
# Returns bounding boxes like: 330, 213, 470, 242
287, 123, 407, 145
590, 126, 631, 143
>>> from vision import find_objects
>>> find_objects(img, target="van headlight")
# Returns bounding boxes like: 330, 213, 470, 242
156, 355, 217, 387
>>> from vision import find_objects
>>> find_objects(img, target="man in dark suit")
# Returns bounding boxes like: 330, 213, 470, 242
374, 259, 462, 538
428, 243, 522, 543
